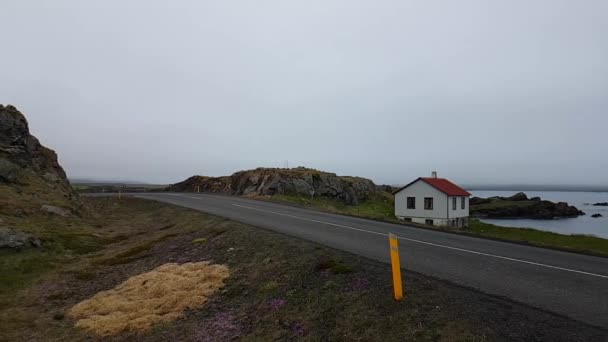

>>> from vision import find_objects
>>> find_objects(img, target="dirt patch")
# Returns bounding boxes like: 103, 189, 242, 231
68, 262, 229, 336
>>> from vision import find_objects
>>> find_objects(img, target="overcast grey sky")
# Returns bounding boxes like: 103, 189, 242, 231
1, 1, 607, 185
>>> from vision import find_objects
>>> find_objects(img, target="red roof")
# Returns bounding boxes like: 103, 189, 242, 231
394, 177, 471, 196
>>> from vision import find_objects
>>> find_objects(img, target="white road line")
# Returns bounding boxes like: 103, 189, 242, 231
232, 203, 608, 279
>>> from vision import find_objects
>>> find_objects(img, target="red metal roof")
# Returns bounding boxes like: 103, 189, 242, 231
393, 177, 471, 196
420, 177, 471, 196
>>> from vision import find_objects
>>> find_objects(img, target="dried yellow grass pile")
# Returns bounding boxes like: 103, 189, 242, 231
68, 262, 230, 336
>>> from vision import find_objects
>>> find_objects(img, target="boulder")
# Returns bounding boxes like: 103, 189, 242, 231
507, 192, 528, 201
41, 205, 72, 217
0, 227, 42, 249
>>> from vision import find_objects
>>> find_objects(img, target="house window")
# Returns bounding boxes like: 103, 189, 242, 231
461, 197, 465, 209
407, 197, 416, 209
424, 197, 433, 210
425, 219, 434, 225
452, 197, 457, 210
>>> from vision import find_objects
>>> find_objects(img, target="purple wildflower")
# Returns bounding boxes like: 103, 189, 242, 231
291, 322, 307, 337
193, 312, 242, 342
350, 277, 370, 291
267, 298, 286, 311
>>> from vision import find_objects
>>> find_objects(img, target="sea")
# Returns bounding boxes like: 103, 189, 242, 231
470, 191, 608, 238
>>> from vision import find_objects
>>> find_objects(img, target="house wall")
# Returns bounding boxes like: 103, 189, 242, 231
447, 196, 469, 219
394, 180, 448, 220
395, 180, 470, 227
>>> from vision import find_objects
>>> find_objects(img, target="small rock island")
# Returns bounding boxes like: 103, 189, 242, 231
470, 192, 584, 219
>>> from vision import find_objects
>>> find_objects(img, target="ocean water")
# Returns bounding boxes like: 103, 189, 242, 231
470, 191, 608, 238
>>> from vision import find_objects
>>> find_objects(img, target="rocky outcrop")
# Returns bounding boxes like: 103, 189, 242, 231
0, 226, 42, 249
169, 167, 377, 205
507, 192, 528, 201
0, 105, 69, 184
591, 214, 603, 218
592, 202, 608, 207
470, 193, 584, 219
0, 104, 78, 213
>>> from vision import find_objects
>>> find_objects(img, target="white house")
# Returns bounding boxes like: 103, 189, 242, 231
394, 172, 471, 227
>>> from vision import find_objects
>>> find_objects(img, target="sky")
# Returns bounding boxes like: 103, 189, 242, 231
1, 1, 607, 186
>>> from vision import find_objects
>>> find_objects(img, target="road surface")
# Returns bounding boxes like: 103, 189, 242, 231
116, 193, 608, 328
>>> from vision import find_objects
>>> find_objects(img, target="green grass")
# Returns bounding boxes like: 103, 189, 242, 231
465, 220, 608, 256
264, 194, 608, 258
92, 233, 180, 266
270, 194, 396, 221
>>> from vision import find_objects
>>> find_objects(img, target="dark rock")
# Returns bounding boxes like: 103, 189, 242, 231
507, 192, 528, 201
169, 167, 377, 205
591, 213, 603, 218
470, 197, 491, 205
592, 202, 608, 207
0, 158, 19, 182
471, 197, 584, 219
530, 197, 541, 201
0, 227, 42, 249
0, 105, 69, 183
0, 104, 79, 211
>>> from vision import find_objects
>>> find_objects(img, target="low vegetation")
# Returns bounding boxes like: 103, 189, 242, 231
264, 194, 608, 257
68, 262, 230, 336
467, 220, 608, 256
3, 197, 601, 341
268, 193, 395, 221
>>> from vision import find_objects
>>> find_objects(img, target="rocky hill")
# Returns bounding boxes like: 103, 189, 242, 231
0, 104, 78, 216
470, 192, 584, 219
169, 167, 378, 205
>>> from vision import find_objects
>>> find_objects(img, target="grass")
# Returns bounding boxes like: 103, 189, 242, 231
466, 220, 608, 256
270, 193, 396, 221
262, 193, 608, 258
92, 233, 180, 266
1, 197, 603, 341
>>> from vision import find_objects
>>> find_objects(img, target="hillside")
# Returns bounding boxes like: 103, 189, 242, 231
170, 167, 378, 205
0, 104, 79, 215
1, 104, 83, 251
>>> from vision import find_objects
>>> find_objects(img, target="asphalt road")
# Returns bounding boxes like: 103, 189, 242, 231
119, 192, 608, 328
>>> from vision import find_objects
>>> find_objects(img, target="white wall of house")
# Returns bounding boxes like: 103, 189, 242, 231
447, 196, 469, 219
395, 180, 447, 220
394, 180, 469, 227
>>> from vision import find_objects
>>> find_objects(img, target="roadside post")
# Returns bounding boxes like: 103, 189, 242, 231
118, 184, 125, 200
389, 233, 403, 301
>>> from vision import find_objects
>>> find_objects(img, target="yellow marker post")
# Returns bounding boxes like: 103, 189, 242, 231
389, 233, 403, 301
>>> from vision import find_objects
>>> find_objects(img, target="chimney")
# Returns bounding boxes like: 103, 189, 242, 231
431, 171, 437, 179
